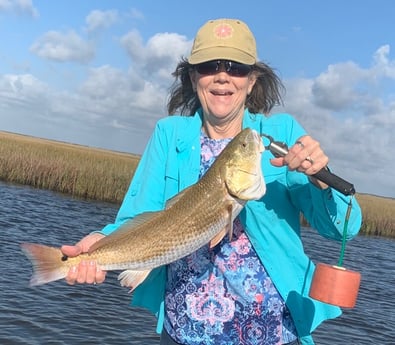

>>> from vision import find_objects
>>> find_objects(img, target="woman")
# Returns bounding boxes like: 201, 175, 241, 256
61, 19, 362, 345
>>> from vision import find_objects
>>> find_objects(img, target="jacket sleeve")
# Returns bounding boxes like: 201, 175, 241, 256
290, 174, 362, 241
99, 121, 169, 236
283, 116, 362, 241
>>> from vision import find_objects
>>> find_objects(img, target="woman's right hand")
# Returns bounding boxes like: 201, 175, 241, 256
61, 233, 107, 285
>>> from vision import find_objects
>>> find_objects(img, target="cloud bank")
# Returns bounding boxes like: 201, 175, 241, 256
1, 9, 394, 197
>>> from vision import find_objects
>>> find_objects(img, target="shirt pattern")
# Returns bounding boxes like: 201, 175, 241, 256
163, 132, 298, 345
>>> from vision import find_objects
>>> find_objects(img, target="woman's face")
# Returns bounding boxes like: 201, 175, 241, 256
190, 64, 256, 127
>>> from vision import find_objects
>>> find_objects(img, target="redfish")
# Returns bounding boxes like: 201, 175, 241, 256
21, 128, 266, 291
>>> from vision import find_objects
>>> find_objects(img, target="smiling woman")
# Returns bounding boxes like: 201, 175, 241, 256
55, 18, 363, 345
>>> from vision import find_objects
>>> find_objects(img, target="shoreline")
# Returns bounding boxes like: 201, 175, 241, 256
1, 130, 394, 238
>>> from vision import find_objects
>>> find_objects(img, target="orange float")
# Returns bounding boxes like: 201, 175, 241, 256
308, 197, 362, 308
309, 263, 361, 308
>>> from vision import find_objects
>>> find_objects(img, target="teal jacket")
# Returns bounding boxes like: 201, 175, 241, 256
100, 109, 362, 344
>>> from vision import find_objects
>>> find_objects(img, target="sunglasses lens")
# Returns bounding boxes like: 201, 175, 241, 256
195, 61, 219, 75
227, 62, 252, 77
195, 60, 252, 77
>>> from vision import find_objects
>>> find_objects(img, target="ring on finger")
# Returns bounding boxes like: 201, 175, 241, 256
305, 156, 314, 164
296, 140, 304, 149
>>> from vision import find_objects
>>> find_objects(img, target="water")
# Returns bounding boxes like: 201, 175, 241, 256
0, 181, 394, 344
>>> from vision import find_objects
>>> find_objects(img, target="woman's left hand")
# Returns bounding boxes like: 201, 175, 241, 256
270, 135, 329, 189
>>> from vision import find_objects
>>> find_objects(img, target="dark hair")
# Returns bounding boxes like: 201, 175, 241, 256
167, 57, 284, 116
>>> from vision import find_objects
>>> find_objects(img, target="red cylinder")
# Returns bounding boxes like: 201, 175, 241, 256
309, 263, 361, 308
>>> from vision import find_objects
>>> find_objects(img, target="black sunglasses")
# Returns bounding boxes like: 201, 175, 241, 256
194, 60, 253, 77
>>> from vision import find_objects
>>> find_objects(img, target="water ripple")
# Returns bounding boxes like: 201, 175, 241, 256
1, 182, 394, 344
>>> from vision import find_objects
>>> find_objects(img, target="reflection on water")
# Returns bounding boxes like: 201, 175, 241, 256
0, 181, 394, 344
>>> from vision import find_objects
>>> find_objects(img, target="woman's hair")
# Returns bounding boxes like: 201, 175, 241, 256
167, 58, 285, 116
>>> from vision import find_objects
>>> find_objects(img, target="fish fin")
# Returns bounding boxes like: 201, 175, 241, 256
209, 228, 227, 248
227, 204, 234, 242
88, 212, 161, 254
20, 243, 68, 286
118, 269, 151, 293
209, 204, 234, 248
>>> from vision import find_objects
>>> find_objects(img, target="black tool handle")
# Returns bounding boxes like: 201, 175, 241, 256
268, 141, 355, 195
312, 168, 355, 196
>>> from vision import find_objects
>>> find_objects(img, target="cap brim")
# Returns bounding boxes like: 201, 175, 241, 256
188, 47, 256, 65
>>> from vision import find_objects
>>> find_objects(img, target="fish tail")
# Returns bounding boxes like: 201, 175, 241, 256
20, 243, 69, 286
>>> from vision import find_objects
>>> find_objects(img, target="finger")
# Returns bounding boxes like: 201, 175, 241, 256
61, 245, 82, 257
289, 136, 322, 170
297, 156, 315, 173
65, 266, 78, 285
305, 156, 314, 165
85, 261, 98, 284
269, 157, 286, 167
287, 149, 308, 170
78, 233, 106, 252
295, 140, 305, 149
287, 141, 308, 169
95, 269, 107, 284
76, 260, 88, 284
304, 155, 329, 175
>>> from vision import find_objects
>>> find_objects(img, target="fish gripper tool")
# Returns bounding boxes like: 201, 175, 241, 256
261, 133, 355, 196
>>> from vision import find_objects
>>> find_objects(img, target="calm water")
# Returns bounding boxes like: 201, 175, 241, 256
0, 181, 394, 344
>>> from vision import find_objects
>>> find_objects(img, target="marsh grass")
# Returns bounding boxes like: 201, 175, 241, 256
356, 194, 394, 237
1, 131, 394, 237
0, 131, 139, 203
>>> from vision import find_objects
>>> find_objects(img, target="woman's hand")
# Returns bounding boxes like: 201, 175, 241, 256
61, 232, 107, 285
270, 135, 329, 189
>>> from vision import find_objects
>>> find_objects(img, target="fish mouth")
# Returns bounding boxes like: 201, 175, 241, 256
237, 168, 258, 176
251, 130, 265, 153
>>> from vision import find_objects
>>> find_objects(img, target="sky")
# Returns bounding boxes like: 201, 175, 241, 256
0, 0, 394, 198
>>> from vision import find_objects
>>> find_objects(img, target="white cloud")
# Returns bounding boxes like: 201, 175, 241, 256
30, 30, 95, 63
77, 64, 165, 112
120, 30, 191, 83
278, 44, 395, 196
0, 73, 49, 110
372, 45, 395, 78
128, 7, 144, 20
0, 0, 39, 17
2, 21, 395, 197
2, 30, 193, 154
119, 30, 144, 61
85, 9, 119, 33
311, 61, 368, 110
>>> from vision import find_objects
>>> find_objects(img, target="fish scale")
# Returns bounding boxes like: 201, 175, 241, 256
21, 128, 266, 288
89, 181, 236, 271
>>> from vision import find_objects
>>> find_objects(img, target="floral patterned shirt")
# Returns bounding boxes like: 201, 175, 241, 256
163, 132, 298, 345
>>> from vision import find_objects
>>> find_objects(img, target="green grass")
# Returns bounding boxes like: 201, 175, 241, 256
1, 131, 394, 237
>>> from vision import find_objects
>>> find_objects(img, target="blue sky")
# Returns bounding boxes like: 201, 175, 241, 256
1, 0, 394, 198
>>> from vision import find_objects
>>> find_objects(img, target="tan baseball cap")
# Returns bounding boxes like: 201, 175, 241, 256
188, 18, 257, 65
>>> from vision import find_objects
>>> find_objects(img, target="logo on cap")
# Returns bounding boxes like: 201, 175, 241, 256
214, 23, 233, 39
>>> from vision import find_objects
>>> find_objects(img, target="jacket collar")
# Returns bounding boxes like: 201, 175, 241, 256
175, 109, 203, 153
175, 108, 266, 152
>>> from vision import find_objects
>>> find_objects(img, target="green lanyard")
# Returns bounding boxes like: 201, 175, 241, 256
338, 195, 354, 267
